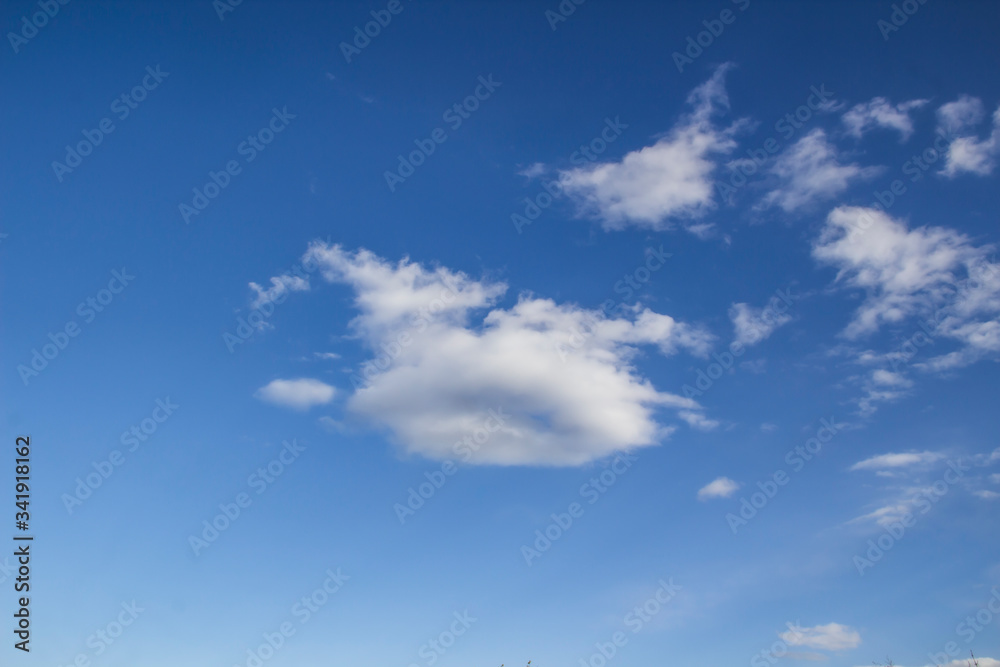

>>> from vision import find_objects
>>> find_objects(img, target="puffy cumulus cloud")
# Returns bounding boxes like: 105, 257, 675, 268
697, 476, 740, 500
556, 64, 743, 231
293, 242, 715, 466
850, 451, 943, 471
780, 623, 861, 651
254, 378, 336, 411
843, 97, 928, 141
936, 95, 1000, 177
761, 130, 881, 212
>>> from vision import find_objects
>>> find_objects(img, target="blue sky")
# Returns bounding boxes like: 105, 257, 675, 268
3, 1, 1000, 666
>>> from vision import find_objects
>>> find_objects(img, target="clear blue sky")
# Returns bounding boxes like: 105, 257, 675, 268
3, 1, 1000, 666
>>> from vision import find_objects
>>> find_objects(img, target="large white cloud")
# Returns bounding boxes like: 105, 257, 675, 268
276, 242, 716, 466
761, 129, 881, 212
555, 65, 742, 231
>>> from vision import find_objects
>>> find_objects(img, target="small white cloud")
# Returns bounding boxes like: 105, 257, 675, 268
518, 162, 547, 178
314, 352, 341, 360
850, 451, 943, 471
760, 422, 778, 433
697, 477, 740, 501
870, 369, 913, 388
254, 378, 336, 411
556, 65, 742, 230
680, 411, 720, 431
974, 490, 1000, 500
843, 97, 928, 141
990, 473, 1000, 484
249, 274, 309, 309
780, 623, 861, 651
762, 129, 881, 212
937, 96, 1000, 177
729, 300, 793, 347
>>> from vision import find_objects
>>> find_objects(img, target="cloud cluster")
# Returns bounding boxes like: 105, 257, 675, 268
937, 95, 1000, 177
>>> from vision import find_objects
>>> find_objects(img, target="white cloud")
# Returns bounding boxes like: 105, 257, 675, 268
937, 96, 1000, 177
254, 378, 336, 411
991, 473, 1000, 484
812, 207, 1000, 370
729, 295, 793, 347
697, 476, 740, 500
762, 130, 881, 212
314, 352, 341, 360
249, 274, 309, 309
850, 451, 943, 471
843, 97, 928, 141
937, 95, 986, 136
780, 623, 861, 651
556, 65, 742, 231
975, 490, 1000, 500
760, 422, 778, 432
289, 242, 716, 466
